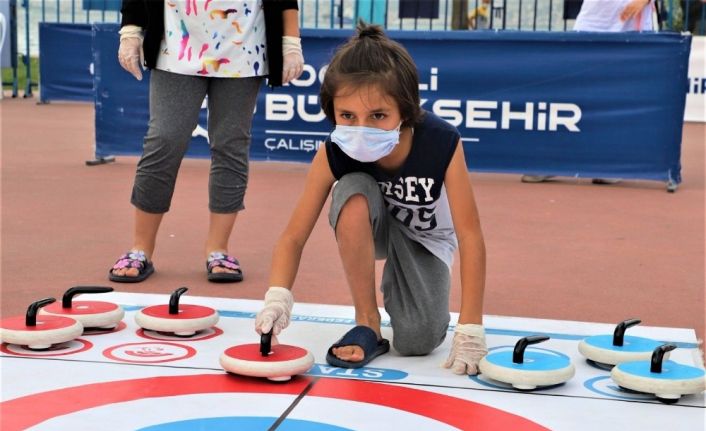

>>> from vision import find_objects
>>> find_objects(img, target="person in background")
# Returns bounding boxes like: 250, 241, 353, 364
680, 0, 706, 35
254, 22, 488, 374
574, 0, 655, 32
522, 0, 654, 184
110, 0, 304, 283
468, 0, 492, 30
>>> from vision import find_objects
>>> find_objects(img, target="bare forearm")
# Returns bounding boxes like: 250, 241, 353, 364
268, 235, 304, 289
457, 234, 486, 324
282, 9, 300, 37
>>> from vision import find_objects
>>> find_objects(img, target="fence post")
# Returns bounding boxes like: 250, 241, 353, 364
22, 0, 31, 97
451, 0, 468, 29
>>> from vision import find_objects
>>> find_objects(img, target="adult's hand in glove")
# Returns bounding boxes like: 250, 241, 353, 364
118, 26, 144, 81
443, 323, 488, 375
255, 287, 294, 338
282, 36, 304, 85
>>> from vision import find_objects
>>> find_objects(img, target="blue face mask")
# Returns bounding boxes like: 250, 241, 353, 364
330, 123, 402, 162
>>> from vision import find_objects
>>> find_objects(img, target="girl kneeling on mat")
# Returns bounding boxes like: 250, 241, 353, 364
254, 22, 487, 374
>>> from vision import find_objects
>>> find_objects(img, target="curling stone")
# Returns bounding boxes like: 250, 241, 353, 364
578, 318, 664, 366
611, 344, 706, 404
135, 287, 219, 337
40, 286, 124, 330
220, 331, 314, 381
478, 335, 575, 390
0, 298, 84, 350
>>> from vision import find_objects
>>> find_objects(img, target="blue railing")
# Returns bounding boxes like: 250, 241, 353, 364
2, 0, 704, 98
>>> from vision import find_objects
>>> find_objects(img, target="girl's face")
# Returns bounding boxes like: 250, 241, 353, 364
333, 83, 402, 131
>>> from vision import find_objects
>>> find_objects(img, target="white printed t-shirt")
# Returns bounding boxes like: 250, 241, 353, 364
574, 0, 654, 32
156, 0, 268, 77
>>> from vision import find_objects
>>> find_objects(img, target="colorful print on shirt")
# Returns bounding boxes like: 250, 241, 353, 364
157, 0, 268, 78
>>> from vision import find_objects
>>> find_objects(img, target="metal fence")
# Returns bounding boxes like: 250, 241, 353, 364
2, 0, 705, 98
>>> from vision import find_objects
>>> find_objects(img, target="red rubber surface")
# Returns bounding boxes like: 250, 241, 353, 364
223, 344, 309, 362
140, 305, 216, 320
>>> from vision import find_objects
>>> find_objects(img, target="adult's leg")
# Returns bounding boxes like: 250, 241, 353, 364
112, 70, 207, 278
202, 77, 262, 274
328, 173, 389, 362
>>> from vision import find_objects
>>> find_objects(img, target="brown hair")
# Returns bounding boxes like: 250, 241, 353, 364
320, 21, 423, 128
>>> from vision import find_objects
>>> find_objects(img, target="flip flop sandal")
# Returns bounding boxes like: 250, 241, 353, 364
109, 250, 154, 283
326, 325, 390, 369
207, 252, 244, 283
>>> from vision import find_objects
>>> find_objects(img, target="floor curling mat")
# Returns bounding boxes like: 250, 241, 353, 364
2, 292, 704, 430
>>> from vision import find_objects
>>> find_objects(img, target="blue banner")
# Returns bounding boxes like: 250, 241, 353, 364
39, 23, 94, 103
94, 25, 690, 184
92, 24, 210, 158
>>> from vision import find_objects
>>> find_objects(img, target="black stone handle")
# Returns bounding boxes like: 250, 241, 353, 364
513, 335, 550, 364
650, 344, 677, 373
169, 287, 189, 315
26, 298, 56, 326
62, 286, 114, 308
613, 318, 641, 347
260, 331, 273, 357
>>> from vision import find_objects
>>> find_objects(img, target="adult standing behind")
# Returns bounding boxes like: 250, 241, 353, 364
521, 0, 654, 184
574, 0, 655, 32
110, 0, 304, 283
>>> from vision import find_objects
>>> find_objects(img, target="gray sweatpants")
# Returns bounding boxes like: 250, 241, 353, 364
328, 172, 451, 356
131, 69, 263, 214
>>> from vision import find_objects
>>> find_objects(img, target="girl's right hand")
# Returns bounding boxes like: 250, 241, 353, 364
255, 287, 294, 335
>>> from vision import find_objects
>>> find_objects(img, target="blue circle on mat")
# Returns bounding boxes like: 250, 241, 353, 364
583, 335, 660, 352
485, 349, 571, 371
138, 417, 353, 431
615, 360, 706, 380
583, 375, 655, 401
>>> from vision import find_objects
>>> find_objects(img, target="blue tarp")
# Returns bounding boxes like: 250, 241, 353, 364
92, 25, 689, 184
39, 23, 94, 103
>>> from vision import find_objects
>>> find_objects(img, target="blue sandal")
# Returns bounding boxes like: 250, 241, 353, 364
109, 250, 154, 283
326, 325, 390, 369
206, 252, 244, 283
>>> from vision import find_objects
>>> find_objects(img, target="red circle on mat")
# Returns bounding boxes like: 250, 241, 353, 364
0, 375, 548, 431
224, 344, 309, 362
137, 325, 223, 341
103, 342, 197, 363
0, 338, 93, 356
83, 321, 128, 336
43, 301, 120, 315
140, 305, 216, 319
1, 315, 77, 331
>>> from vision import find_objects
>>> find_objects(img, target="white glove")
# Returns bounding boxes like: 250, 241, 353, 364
118, 25, 144, 81
282, 36, 304, 84
443, 323, 488, 375
255, 286, 294, 336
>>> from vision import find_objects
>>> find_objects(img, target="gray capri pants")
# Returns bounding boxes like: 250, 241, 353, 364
131, 69, 262, 214
328, 172, 451, 356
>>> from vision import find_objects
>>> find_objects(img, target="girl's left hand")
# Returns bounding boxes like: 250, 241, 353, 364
443, 324, 488, 375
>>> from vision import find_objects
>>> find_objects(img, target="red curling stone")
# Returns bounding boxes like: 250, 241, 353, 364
220, 332, 314, 381
134, 287, 219, 337
40, 286, 124, 330
1, 298, 83, 350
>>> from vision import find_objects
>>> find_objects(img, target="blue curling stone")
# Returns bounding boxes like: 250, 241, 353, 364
485, 350, 571, 371
615, 360, 705, 381
479, 348, 575, 390
611, 359, 705, 403
579, 334, 662, 366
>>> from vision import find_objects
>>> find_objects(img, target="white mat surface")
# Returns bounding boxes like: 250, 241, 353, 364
1, 292, 704, 430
